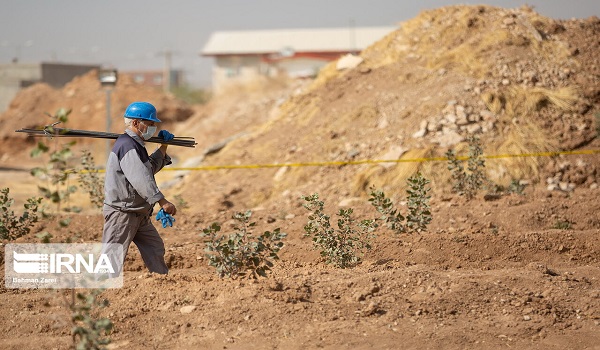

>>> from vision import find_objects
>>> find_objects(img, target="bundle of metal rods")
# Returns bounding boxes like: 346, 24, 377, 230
15, 125, 197, 148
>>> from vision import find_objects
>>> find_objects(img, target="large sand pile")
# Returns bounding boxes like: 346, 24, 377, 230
176, 5, 599, 213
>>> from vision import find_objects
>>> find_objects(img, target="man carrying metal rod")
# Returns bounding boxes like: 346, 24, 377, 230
102, 101, 176, 275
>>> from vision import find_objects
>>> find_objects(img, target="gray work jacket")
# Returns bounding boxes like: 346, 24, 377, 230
103, 129, 171, 213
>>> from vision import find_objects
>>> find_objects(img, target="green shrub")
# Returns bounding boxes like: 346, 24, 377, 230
369, 172, 432, 234
0, 187, 41, 240
595, 111, 600, 138
78, 150, 104, 208
405, 172, 432, 233
552, 219, 573, 230
446, 135, 488, 199
30, 108, 78, 212
36, 231, 53, 243
506, 179, 526, 195
302, 193, 376, 268
200, 210, 286, 279
70, 289, 112, 350
171, 85, 212, 105
368, 186, 405, 234
173, 194, 189, 210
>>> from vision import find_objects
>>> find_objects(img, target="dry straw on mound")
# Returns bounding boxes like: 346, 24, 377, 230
485, 86, 579, 183
352, 148, 438, 197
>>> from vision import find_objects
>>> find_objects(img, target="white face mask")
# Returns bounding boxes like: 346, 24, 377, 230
138, 121, 157, 140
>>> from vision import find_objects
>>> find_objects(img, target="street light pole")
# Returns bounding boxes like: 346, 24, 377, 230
98, 69, 118, 161
105, 88, 112, 158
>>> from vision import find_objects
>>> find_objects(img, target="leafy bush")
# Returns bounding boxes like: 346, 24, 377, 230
70, 289, 112, 350
506, 179, 526, 195
595, 111, 600, 138
36, 231, 53, 243
302, 193, 376, 268
30, 108, 78, 212
173, 194, 189, 211
368, 186, 405, 234
78, 150, 104, 208
369, 172, 432, 234
552, 219, 573, 230
171, 85, 212, 105
446, 135, 488, 199
0, 188, 41, 240
200, 210, 286, 279
405, 172, 432, 233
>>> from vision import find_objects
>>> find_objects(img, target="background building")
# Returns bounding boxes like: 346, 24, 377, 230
0, 62, 99, 113
120, 69, 184, 91
201, 26, 396, 94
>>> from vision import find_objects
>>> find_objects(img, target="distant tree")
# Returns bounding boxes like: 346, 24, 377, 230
171, 85, 212, 105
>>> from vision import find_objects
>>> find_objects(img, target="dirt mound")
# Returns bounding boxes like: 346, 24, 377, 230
172, 76, 307, 163
0, 70, 194, 166
178, 5, 599, 213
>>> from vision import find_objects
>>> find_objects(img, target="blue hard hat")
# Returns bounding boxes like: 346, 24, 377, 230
123, 102, 161, 122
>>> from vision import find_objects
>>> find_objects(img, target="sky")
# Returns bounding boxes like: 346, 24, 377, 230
2, 0, 598, 88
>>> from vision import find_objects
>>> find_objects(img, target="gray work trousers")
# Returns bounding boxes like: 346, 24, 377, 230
102, 205, 168, 274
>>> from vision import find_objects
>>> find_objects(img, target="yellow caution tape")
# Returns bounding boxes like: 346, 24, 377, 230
163, 148, 600, 171
76, 148, 600, 173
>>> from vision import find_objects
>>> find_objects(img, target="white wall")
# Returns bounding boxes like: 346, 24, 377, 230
275, 57, 329, 78
213, 55, 264, 94
212, 54, 332, 93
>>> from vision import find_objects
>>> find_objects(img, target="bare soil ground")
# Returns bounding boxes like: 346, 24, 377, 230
1, 4, 599, 350
1, 184, 599, 350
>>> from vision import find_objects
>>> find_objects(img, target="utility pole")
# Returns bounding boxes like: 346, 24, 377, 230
105, 88, 112, 157
349, 19, 356, 54
163, 50, 171, 92
157, 50, 177, 92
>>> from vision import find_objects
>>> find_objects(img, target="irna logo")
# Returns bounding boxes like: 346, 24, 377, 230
5, 243, 124, 289
13, 251, 115, 274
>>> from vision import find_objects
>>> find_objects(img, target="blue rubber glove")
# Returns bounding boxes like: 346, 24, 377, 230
158, 130, 174, 141
155, 208, 175, 228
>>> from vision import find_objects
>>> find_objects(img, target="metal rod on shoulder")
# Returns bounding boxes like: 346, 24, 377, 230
15, 127, 197, 148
